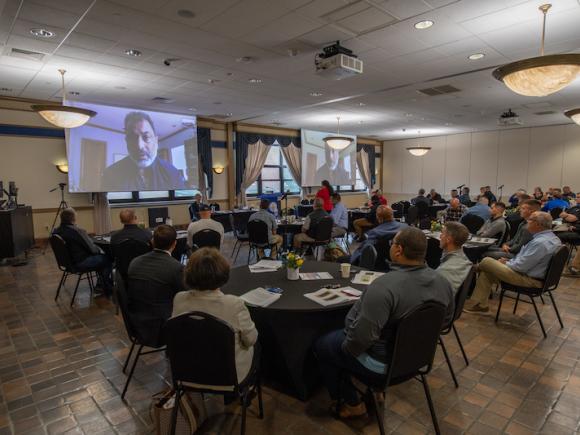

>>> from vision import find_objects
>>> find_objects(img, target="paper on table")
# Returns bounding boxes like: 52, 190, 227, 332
298, 272, 333, 280
337, 286, 362, 300
240, 287, 281, 307
352, 271, 385, 285
249, 259, 283, 273
304, 288, 349, 306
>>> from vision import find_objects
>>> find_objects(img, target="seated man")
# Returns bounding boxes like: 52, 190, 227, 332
330, 193, 349, 238
353, 195, 381, 241
349, 206, 407, 265
484, 186, 497, 204
110, 209, 151, 246
562, 185, 576, 201
186, 204, 224, 248
53, 208, 113, 296
508, 189, 527, 208
293, 198, 329, 249
450, 189, 458, 200
459, 187, 471, 206
411, 188, 431, 206
427, 188, 442, 203
436, 222, 472, 294
314, 227, 454, 418
188, 193, 203, 221
248, 199, 283, 256
127, 225, 185, 345
485, 199, 540, 260
444, 198, 467, 222
542, 190, 569, 212
464, 197, 491, 221
557, 205, 580, 275
477, 202, 506, 239
464, 211, 562, 313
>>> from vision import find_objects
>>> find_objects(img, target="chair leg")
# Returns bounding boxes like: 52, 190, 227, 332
170, 387, 181, 435
55, 271, 67, 301
439, 337, 458, 388
70, 274, 82, 307
256, 378, 264, 419
121, 344, 143, 399
513, 292, 520, 314
86, 272, 95, 302
240, 392, 248, 435
548, 291, 564, 329
420, 374, 441, 435
335, 371, 342, 418
231, 240, 239, 258
529, 296, 547, 338
495, 289, 505, 323
539, 294, 545, 305
123, 340, 136, 373
452, 325, 469, 366
369, 387, 386, 435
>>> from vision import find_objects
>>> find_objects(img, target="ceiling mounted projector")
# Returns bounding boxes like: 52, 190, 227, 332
498, 108, 522, 126
315, 41, 363, 80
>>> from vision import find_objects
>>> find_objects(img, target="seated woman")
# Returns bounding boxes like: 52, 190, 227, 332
172, 247, 258, 382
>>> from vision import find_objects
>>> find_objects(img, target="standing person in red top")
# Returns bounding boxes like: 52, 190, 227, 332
316, 180, 334, 212
368, 189, 387, 207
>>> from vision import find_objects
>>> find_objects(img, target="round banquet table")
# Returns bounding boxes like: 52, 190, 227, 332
221, 261, 366, 400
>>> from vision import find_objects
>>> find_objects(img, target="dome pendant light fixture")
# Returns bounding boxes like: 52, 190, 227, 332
565, 108, 580, 126
32, 69, 96, 128
492, 4, 580, 97
323, 116, 353, 150
406, 131, 431, 156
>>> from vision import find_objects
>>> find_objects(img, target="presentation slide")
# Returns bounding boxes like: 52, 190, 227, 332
301, 129, 357, 187
66, 102, 198, 192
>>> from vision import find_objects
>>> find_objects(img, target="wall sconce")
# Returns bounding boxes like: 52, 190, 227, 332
212, 166, 225, 174
56, 163, 69, 174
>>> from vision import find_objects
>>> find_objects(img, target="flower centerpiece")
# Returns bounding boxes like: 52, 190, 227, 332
430, 220, 442, 233
284, 252, 304, 281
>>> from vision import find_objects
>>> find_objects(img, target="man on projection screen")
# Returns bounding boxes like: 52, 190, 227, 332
102, 112, 186, 191
316, 143, 350, 186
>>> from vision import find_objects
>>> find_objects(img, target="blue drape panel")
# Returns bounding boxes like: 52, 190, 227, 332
197, 127, 213, 196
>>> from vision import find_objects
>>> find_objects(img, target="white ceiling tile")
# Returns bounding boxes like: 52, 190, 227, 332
298, 25, 354, 46
373, 0, 433, 20
241, 12, 323, 47
337, 6, 397, 34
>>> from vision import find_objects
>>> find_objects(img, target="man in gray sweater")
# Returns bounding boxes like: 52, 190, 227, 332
477, 202, 507, 239
314, 227, 454, 419
484, 199, 540, 260
436, 222, 472, 293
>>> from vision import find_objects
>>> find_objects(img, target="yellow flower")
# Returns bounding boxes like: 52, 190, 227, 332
297, 259, 304, 267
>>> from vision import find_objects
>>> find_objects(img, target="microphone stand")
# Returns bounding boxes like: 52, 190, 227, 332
44, 183, 69, 254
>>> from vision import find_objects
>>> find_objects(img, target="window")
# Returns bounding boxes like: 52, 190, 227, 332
247, 145, 300, 196
107, 189, 199, 204
336, 168, 365, 192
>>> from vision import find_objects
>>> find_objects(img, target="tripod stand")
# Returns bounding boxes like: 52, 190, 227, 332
44, 183, 68, 254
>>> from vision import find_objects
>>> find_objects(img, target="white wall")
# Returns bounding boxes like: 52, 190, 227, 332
382, 124, 580, 200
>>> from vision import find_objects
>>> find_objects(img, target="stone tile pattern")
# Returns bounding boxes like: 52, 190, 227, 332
1, 234, 580, 434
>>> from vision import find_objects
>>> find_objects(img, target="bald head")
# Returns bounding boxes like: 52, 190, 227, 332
376, 205, 394, 224
119, 209, 138, 225
449, 198, 460, 209
478, 197, 489, 206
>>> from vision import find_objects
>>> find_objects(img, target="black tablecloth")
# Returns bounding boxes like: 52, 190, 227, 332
211, 210, 256, 233
221, 261, 366, 400
93, 232, 188, 262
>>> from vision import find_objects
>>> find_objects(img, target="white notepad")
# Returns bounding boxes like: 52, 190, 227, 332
240, 287, 281, 307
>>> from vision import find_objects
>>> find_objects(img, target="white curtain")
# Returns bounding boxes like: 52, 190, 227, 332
357, 149, 373, 195
281, 142, 302, 196
93, 192, 111, 234
238, 140, 269, 206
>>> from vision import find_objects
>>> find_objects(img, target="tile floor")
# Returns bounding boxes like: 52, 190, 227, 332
1, 235, 580, 434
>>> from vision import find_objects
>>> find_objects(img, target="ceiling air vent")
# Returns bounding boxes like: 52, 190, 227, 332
416, 84, 461, 96
151, 97, 174, 104
10, 47, 45, 61
534, 110, 557, 115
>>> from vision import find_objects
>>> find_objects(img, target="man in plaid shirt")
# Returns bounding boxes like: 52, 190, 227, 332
445, 198, 467, 222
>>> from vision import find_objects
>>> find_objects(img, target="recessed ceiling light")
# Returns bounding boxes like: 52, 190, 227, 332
236, 56, 254, 63
468, 53, 485, 60
69, 91, 80, 96
188, 107, 197, 111
405, 113, 413, 117
30, 28, 55, 38
248, 78, 262, 83
357, 102, 366, 106
124, 49, 142, 57
226, 112, 233, 117
177, 9, 195, 18
208, 79, 220, 84
310, 92, 323, 97
414, 20, 434, 30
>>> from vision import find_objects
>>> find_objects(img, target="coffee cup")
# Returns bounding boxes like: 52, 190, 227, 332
340, 263, 351, 279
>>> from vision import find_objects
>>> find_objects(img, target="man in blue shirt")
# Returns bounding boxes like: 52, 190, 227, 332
464, 197, 491, 221
350, 206, 407, 264
464, 211, 561, 313
330, 193, 349, 238
542, 190, 569, 212
459, 187, 472, 206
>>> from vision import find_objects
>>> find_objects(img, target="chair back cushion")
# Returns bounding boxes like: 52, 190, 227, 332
359, 245, 378, 270
385, 301, 446, 383
247, 220, 270, 245
165, 312, 238, 388
550, 207, 563, 220
191, 229, 221, 249
543, 245, 570, 291
115, 272, 139, 341
450, 266, 475, 325
49, 234, 75, 271
313, 216, 333, 241
113, 239, 151, 281
460, 214, 485, 234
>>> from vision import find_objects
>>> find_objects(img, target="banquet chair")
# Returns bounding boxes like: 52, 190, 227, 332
247, 220, 276, 264
164, 311, 263, 435
112, 239, 151, 313
229, 214, 249, 263
438, 267, 475, 388
495, 245, 568, 338
335, 302, 447, 435
460, 214, 485, 234
498, 221, 511, 245
191, 229, 221, 250
116, 273, 166, 399
550, 207, 563, 220
49, 234, 98, 307
359, 245, 377, 270
300, 216, 334, 260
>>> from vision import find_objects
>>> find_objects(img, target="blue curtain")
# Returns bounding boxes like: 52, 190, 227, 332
235, 132, 301, 195
197, 127, 213, 197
